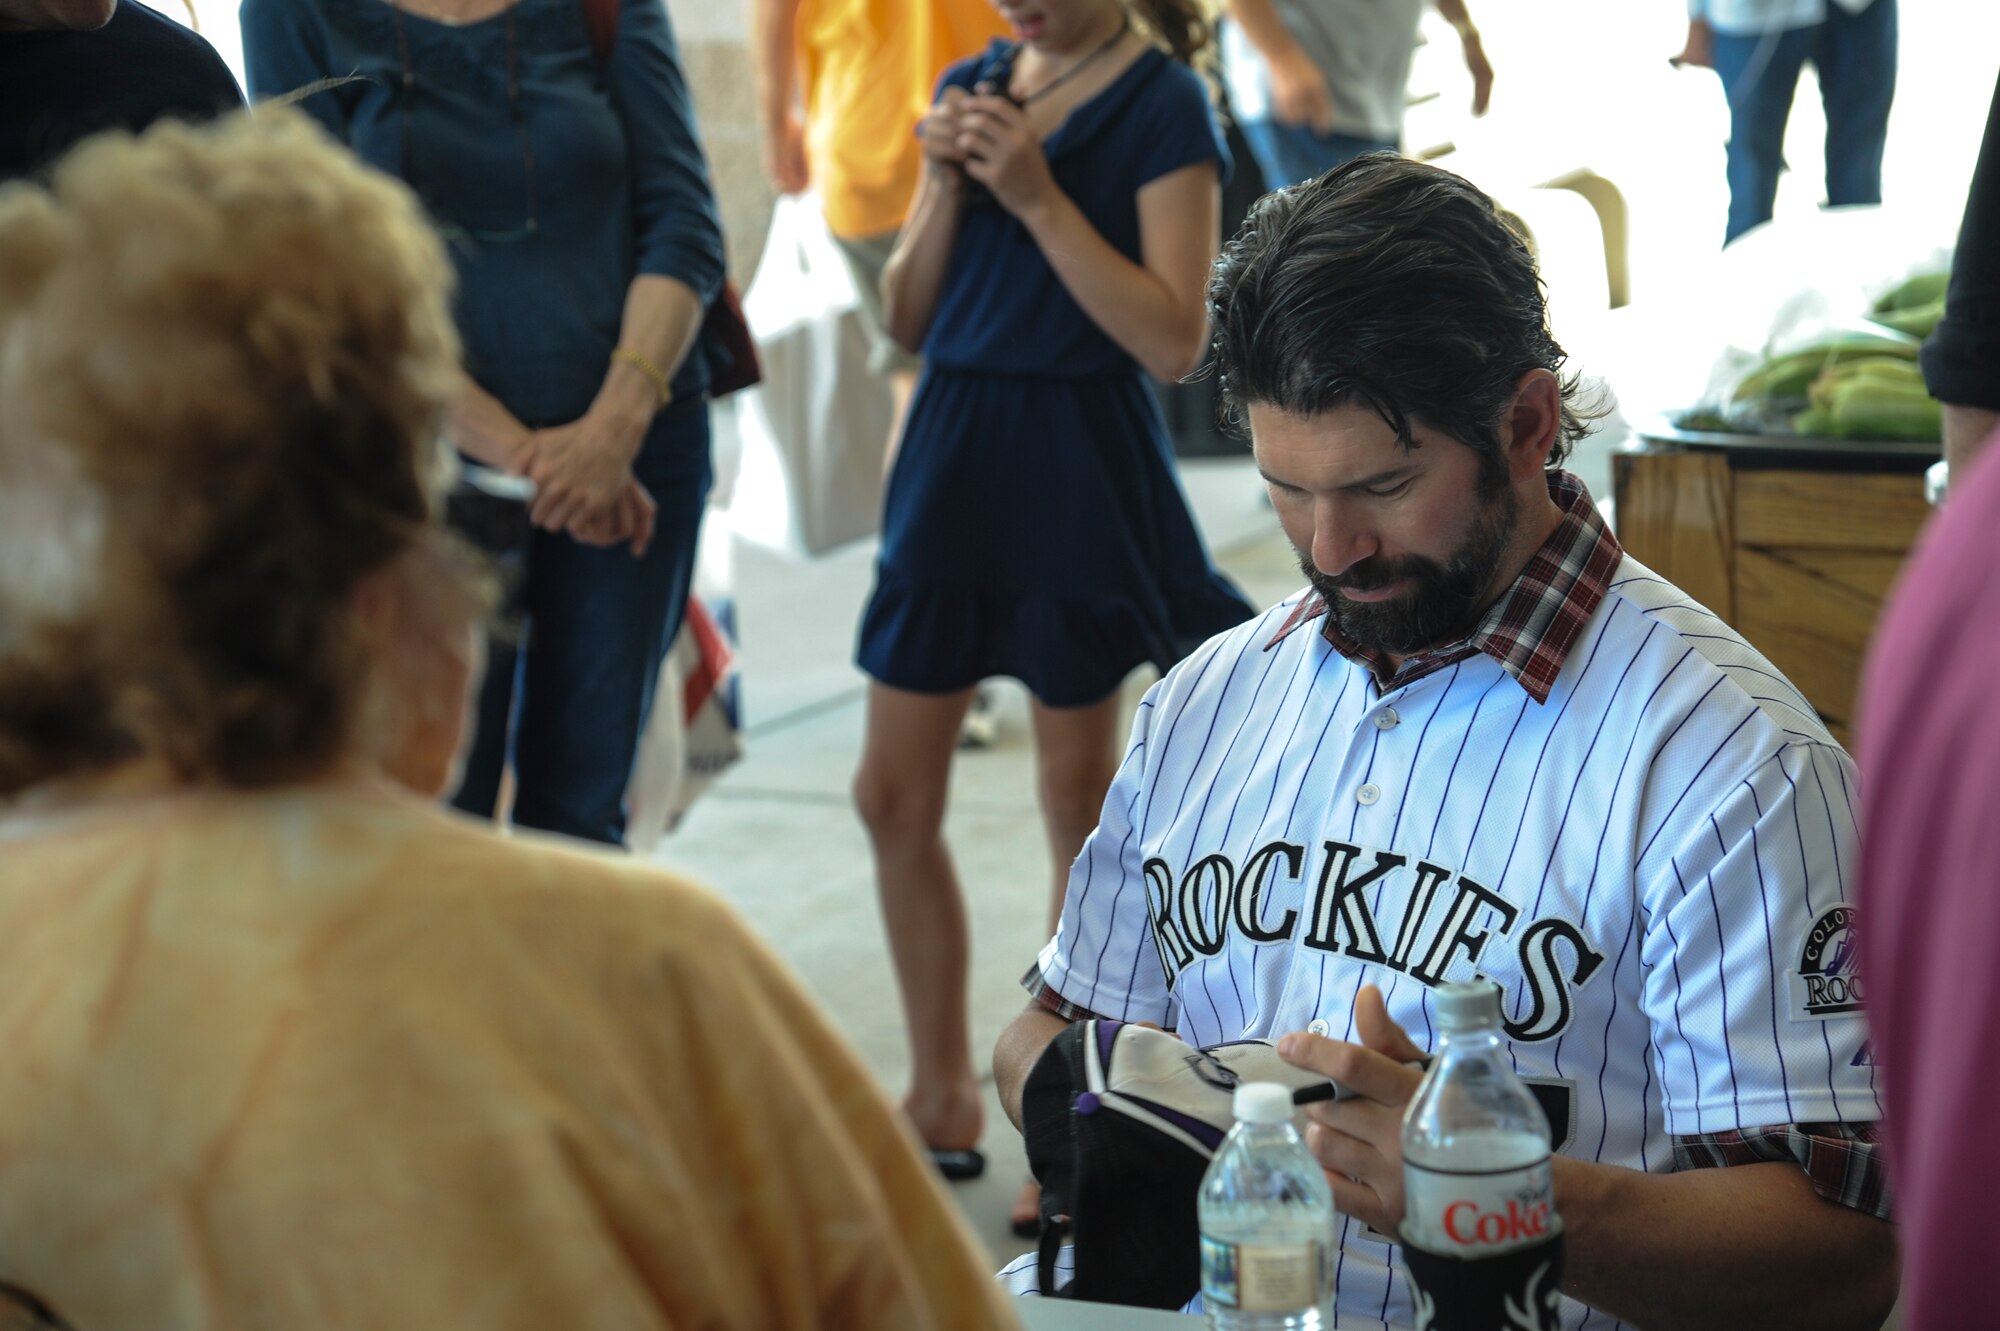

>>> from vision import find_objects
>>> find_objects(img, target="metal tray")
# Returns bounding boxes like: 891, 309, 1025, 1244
1633, 414, 1941, 460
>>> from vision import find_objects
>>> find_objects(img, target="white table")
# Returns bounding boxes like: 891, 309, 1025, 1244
1016, 1299, 1397, 1330
1016, 1301, 1201, 1330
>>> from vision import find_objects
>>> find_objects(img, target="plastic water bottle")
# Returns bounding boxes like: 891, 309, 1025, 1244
1401, 981, 1564, 1331
1198, 1081, 1334, 1330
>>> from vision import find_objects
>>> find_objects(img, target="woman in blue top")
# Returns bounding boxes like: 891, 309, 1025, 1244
854, 0, 1253, 1184
241, 0, 725, 846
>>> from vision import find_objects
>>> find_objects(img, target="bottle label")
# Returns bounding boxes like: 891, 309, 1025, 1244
1402, 1156, 1556, 1256
1200, 1235, 1327, 1313
1402, 1228, 1565, 1331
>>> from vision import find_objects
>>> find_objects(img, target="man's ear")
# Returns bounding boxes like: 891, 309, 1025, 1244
1500, 369, 1563, 478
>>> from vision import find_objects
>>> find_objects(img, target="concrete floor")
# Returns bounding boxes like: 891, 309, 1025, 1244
646, 442, 1311, 1266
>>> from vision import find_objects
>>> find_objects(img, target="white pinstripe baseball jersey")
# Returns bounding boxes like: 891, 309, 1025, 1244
1003, 551, 1879, 1329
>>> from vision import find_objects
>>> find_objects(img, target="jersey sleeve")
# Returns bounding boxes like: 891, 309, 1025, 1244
1637, 740, 1880, 1138
1131, 61, 1229, 189
1026, 678, 1178, 1026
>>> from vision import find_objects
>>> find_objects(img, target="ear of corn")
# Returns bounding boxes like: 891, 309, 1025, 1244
1872, 270, 1950, 314
1869, 297, 1946, 339
1805, 357, 1927, 410
1793, 366, 1941, 442
1730, 330, 1923, 404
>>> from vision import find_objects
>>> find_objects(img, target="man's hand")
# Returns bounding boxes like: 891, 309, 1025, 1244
526, 408, 647, 538
1267, 44, 1335, 134
763, 108, 810, 195
958, 94, 1061, 220
1461, 30, 1494, 116
1277, 984, 1430, 1236
1671, 17, 1715, 70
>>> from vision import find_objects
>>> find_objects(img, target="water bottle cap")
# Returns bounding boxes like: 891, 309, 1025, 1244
1232, 1081, 1294, 1124
1434, 980, 1503, 1032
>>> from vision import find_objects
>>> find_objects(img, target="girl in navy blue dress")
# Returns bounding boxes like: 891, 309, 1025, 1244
853, 0, 1253, 1191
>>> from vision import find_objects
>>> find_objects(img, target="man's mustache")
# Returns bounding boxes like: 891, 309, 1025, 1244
1319, 557, 1432, 593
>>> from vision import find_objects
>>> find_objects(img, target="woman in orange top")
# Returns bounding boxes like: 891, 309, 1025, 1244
0, 109, 1019, 1331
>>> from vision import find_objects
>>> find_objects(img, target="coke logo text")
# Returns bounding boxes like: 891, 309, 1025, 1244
1440, 1197, 1552, 1248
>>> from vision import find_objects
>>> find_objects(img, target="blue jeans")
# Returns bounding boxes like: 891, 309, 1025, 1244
451, 394, 713, 846
1711, 0, 1898, 245
1237, 120, 1400, 193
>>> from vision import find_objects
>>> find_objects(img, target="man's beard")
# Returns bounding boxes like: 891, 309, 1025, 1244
1301, 484, 1520, 657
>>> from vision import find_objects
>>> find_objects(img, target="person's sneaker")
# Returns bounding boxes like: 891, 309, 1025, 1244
958, 685, 1000, 750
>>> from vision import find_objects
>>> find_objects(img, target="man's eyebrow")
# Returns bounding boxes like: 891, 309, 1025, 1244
1341, 464, 1419, 492
1257, 464, 1419, 493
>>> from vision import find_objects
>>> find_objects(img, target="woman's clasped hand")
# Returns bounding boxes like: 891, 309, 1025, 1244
519, 409, 658, 557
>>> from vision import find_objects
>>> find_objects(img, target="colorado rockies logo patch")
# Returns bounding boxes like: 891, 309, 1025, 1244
1788, 904, 1863, 1021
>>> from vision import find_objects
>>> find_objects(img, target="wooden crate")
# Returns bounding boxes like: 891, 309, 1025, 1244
1613, 452, 1930, 747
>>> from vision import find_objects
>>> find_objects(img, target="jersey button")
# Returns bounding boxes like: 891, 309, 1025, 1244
1307, 1019, 1331, 1037
1356, 783, 1381, 806
1374, 707, 1401, 730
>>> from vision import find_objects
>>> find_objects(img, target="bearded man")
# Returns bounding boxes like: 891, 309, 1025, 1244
992, 155, 1897, 1330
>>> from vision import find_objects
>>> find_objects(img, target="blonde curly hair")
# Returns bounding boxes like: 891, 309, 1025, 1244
0, 108, 467, 796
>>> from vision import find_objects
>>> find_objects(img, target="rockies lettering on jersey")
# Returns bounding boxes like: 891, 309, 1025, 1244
1144, 840, 1606, 1041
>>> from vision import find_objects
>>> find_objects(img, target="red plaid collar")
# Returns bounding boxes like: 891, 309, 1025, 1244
1263, 470, 1623, 704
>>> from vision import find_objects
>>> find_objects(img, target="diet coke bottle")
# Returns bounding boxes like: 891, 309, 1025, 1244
1400, 981, 1564, 1331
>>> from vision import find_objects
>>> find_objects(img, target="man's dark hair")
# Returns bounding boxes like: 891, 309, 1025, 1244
1207, 154, 1599, 469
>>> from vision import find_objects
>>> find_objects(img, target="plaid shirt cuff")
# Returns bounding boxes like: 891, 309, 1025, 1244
1021, 963, 1110, 1023
1673, 1122, 1892, 1221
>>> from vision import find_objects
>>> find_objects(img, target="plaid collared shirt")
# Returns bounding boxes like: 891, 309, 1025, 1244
1262, 468, 1623, 705
1676, 1123, 1891, 1221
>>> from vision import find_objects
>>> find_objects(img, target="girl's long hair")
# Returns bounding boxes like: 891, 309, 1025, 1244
1127, 0, 1219, 76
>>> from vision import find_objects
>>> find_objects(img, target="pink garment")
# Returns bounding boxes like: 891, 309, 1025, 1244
1858, 437, 2000, 1329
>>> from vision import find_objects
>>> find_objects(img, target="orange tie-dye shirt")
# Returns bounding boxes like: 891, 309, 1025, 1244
0, 773, 1020, 1331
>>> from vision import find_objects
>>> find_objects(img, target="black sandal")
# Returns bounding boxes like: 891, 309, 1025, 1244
927, 1146, 987, 1181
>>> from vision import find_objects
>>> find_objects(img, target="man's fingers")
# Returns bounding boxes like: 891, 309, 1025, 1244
1324, 1172, 1393, 1233
1302, 1119, 1388, 1182
1353, 984, 1428, 1064
1278, 1032, 1424, 1106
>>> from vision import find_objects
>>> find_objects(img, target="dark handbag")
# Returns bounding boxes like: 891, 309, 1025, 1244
1020, 1021, 1332, 1308
579, 0, 762, 398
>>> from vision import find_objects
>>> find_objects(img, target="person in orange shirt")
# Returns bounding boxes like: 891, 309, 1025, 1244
751, 0, 1004, 483
0, 108, 1023, 1331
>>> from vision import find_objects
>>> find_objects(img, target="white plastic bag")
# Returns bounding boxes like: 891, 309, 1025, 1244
625, 521, 743, 851
724, 194, 895, 559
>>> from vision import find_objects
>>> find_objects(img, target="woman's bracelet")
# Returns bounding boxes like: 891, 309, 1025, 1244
612, 345, 671, 407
